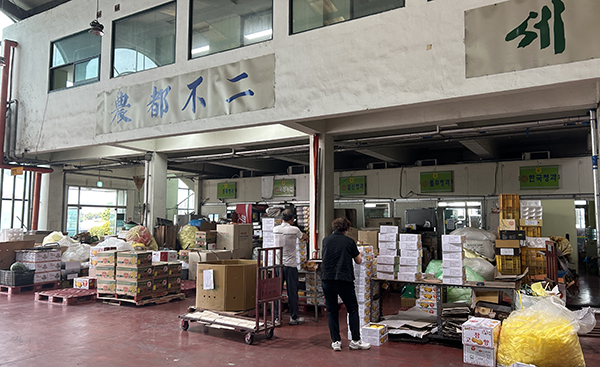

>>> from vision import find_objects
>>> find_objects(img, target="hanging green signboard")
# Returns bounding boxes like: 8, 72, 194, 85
339, 176, 366, 196
217, 182, 237, 199
420, 171, 453, 193
273, 179, 295, 197
519, 165, 559, 189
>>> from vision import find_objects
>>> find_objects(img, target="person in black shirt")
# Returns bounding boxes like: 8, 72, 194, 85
321, 217, 371, 351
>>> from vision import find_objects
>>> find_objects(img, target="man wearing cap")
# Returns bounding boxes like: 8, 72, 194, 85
273, 208, 309, 325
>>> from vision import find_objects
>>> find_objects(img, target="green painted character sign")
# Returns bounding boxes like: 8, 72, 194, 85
217, 182, 236, 198
519, 165, 560, 189
505, 0, 565, 54
420, 171, 453, 193
339, 176, 366, 196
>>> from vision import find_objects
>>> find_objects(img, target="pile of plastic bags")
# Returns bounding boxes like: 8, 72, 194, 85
125, 225, 158, 251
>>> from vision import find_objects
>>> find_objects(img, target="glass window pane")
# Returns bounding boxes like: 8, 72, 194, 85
291, 0, 405, 34
13, 175, 25, 200
1, 199, 11, 228
67, 207, 78, 236
74, 57, 100, 84
68, 187, 79, 205
190, 0, 272, 59
113, 2, 176, 77
2, 171, 13, 199
79, 188, 117, 205
51, 65, 75, 90
13, 201, 23, 228
52, 31, 101, 67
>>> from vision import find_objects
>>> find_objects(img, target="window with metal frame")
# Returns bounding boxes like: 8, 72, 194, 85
112, 2, 176, 77
0, 170, 32, 230
66, 186, 127, 236
50, 30, 101, 91
290, 0, 405, 34
189, 0, 273, 59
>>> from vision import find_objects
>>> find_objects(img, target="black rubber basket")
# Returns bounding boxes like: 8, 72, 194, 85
0, 269, 35, 286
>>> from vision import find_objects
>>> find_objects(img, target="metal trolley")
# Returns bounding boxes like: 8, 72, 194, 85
179, 247, 283, 345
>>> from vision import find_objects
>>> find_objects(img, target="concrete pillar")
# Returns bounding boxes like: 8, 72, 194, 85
39, 166, 63, 231
194, 177, 202, 214
145, 152, 168, 232
310, 134, 334, 258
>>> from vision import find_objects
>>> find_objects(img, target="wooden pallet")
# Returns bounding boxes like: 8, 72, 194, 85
0, 281, 61, 295
97, 292, 185, 306
35, 288, 97, 305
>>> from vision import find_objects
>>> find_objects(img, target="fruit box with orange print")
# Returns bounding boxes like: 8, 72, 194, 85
461, 317, 501, 348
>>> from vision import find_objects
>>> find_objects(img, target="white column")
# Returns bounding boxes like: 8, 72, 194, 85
145, 152, 168, 232
39, 166, 63, 231
310, 134, 334, 258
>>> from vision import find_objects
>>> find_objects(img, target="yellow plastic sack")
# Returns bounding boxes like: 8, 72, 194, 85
42, 231, 64, 245
177, 224, 198, 250
498, 296, 585, 367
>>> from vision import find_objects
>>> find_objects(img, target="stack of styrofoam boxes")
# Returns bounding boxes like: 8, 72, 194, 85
377, 227, 398, 280
462, 317, 501, 367
16, 248, 61, 284
416, 284, 438, 315
360, 323, 389, 347
350, 245, 374, 336
442, 235, 466, 285
398, 233, 422, 282
521, 199, 543, 239
305, 270, 325, 307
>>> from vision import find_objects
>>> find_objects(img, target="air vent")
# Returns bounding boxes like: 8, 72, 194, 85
522, 151, 550, 160
415, 159, 438, 167
367, 162, 388, 170
287, 165, 306, 174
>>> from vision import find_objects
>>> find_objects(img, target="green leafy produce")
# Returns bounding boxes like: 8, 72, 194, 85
10, 262, 28, 272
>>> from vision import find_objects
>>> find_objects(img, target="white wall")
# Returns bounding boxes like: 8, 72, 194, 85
3, 0, 600, 156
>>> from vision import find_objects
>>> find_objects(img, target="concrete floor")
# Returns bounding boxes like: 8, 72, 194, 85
0, 289, 599, 367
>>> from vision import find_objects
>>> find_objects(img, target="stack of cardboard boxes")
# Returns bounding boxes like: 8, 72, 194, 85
89, 245, 117, 277
462, 317, 501, 367
95, 250, 119, 294
398, 233, 422, 282
349, 245, 374, 335
115, 251, 154, 299
442, 235, 466, 285
360, 323, 388, 347
194, 230, 217, 250
416, 284, 437, 315
216, 224, 253, 259
376, 226, 398, 280
15, 248, 61, 284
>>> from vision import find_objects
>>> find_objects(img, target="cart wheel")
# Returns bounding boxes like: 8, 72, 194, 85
265, 328, 274, 339
245, 332, 254, 345
181, 320, 189, 331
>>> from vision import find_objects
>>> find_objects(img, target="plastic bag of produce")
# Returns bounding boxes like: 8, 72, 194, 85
450, 227, 496, 261
125, 225, 158, 251
463, 257, 495, 281
62, 243, 91, 262
177, 224, 198, 250
497, 296, 586, 367
424, 259, 443, 275
42, 231, 64, 245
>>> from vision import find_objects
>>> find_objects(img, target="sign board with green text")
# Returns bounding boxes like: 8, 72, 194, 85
339, 176, 366, 196
273, 179, 295, 197
217, 182, 237, 199
519, 166, 560, 189
420, 171, 453, 193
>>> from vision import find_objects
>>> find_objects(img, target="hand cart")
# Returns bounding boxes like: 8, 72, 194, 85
178, 247, 284, 345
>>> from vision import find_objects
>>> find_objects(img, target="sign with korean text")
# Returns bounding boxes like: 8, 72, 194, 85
519, 165, 559, 189
273, 179, 295, 197
420, 171, 453, 193
465, 0, 600, 78
339, 176, 366, 196
10, 167, 23, 176
97, 54, 275, 135
217, 182, 236, 199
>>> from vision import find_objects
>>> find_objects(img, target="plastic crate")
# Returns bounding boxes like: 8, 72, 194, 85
496, 255, 521, 275
0, 270, 35, 286
518, 226, 542, 237
499, 194, 520, 210
521, 247, 547, 276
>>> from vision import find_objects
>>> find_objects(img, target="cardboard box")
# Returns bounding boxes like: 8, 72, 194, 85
74, 277, 96, 289
498, 219, 517, 231
34, 270, 61, 283
358, 230, 379, 247
463, 345, 497, 367
400, 249, 422, 258
178, 249, 197, 262
153, 276, 169, 294
377, 255, 399, 265
376, 271, 395, 280
519, 219, 543, 226
443, 259, 463, 268
96, 250, 119, 265
116, 279, 153, 297
188, 250, 233, 280
398, 233, 421, 242
397, 272, 422, 282
442, 235, 465, 244
196, 259, 257, 311
376, 263, 397, 273
216, 224, 253, 252
399, 257, 421, 266
152, 250, 177, 263
153, 262, 170, 278
95, 264, 116, 279
399, 241, 422, 250
379, 225, 399, 234
97, 279, 116, 293
167, 262, 182, 276
495, 239, 522, 256
442, 267, 465, 278
442, 251, 464, 260
16, 249, 61, 263
22, 260, 61, 272
442, 242, 463, 252
116, 265, 153, 280
361, 323, 388, 338
195, 230, 217, 244
117, 251, 152, 267
168, 276, 181, 292
261, 218, 281, 231
498, 230, 526, 240
0, 240, 34, 269
378, 247, 398, 256
398, 265, 421, 274
443, 275, 466, 285
462, 317, 501, 348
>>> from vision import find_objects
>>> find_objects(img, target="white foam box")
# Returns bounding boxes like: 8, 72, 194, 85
379, 225, 399, 234
378, 247, 398, 256
442, 267, 465, 278
443, 275, 466, 285
417, 298, 437, 310
442, 251, 464, 260
418, 291, 437, 301
463, 345, 497, 367
419, 284, 436, 293
442, 243, 463, 253
357, 292, 371, 303
399, 257, 422, 266
378, 233, 397, 242
362, 332, 388, 347
19, 249, 61, 262
398, 233, 421, 242
354, 267, 373, 278
398, 265, 421, 274
376, 263, 397, 273
443, 259, 463, 268
417, 306, 437, 316
376, 255, 399, 265
23, 260, 61, 272
377, 271, 396, 280
397, 272, 422, 282
378, 241, 398, 249
462, 317, 501, 348
399, 241, 422, 250
354, 275, 370, 285
34, 270, 61, 284
152, 250, 177, 263
442, 235, 465, 244
400, 249, 422, 258
358, 245, 374, 255
526, 236, 551, 248
355, 281, 371, 293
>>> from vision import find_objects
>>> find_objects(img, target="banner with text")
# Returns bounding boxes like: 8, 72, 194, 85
519, 165, 560, 189
420, 171, 453, 193
273, 179, 295, 197
217, 182, 237, 199
339, 176, 366, 196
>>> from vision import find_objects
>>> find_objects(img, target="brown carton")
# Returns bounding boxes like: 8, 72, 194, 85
97, 279, 116, 293
188, 250, 233, 280
152, 262, 170, 278
117, 251, 152, 266
196, 259, 257, 311
216, 224, 253, 252
115, 265, 153, 281
116, 279, 153, 297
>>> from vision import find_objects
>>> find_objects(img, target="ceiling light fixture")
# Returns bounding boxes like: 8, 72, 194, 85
89, 0, 104, 36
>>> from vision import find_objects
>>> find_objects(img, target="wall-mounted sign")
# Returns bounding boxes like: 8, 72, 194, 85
519, 165, 559, 189
420, 171, 453, 193
10, 167, 23, 176
273, 179, 295, 197
217, 182, 237, 199
339, 176, 366, 196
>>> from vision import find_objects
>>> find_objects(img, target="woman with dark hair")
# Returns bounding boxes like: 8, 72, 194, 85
320, 217, 371, 351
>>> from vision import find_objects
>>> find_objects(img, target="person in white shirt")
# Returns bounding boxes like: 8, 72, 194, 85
273, 209, 309, 325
